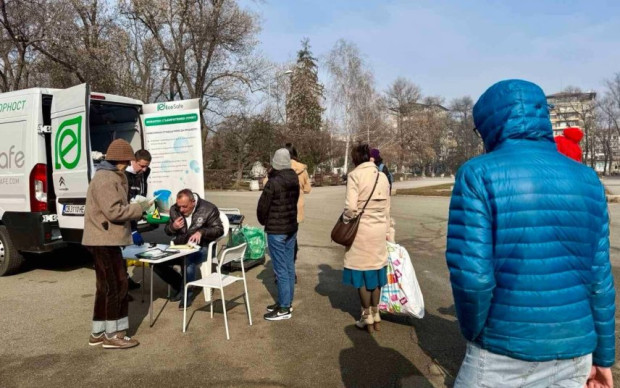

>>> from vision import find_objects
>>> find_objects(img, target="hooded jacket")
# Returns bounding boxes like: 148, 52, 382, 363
164, 193, 224, 247
125, 166, 150, 201
446, 80, 615, 366
555, 127, 584, 162
82, 161, 144, 246
257, 169, 300, 235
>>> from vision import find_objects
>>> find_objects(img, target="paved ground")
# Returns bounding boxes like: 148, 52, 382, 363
1, 177, 619, 387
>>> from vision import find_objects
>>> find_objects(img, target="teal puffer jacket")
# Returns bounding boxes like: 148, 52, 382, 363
446, 79, 615, 366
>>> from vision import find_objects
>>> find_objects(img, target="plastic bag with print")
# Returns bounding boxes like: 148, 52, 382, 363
378, 242, 425, 318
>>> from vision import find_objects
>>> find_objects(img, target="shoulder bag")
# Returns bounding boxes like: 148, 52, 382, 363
331, 170, 380, 246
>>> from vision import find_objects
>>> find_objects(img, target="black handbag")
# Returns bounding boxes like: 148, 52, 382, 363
331, 171, 380, 246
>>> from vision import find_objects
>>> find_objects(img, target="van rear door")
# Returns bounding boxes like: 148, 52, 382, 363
50, 84, 90, 241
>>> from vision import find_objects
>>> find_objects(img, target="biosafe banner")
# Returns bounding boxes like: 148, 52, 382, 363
141, 99, 204, 200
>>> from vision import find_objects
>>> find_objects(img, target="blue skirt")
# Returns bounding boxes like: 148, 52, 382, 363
342, 266, 388, 289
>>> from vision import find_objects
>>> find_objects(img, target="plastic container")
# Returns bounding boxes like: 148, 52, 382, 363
153, 189, 172, 212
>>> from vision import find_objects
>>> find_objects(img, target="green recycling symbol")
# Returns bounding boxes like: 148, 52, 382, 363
55, 116, 82, 170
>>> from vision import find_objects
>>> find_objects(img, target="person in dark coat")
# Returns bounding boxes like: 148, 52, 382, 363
156, 189, 224, 308
447, 80, 614, 388
554, 126, 584, 162
257, 148, 300, 321
124, 149, 152, 291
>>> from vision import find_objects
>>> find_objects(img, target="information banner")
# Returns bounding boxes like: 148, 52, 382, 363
141, 99, 204, 202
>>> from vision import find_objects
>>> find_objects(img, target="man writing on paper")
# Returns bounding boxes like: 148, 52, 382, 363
154, 189, 224, 308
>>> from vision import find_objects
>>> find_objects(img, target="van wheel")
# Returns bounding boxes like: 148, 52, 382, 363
0, 225, 24, 276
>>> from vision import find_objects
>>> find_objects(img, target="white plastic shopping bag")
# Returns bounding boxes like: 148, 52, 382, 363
378, 242, 425, 318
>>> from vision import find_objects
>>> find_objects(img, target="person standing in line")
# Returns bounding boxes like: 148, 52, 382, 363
124, 149, 152, 291
257, 148, 300, 321
342, 144, 390, 332
285, 143, 311, 282
446, 80, 615, 387
370, 148, 393, 193
83, 139, 152, 349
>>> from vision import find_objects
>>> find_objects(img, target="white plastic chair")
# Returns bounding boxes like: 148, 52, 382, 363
200, 212, 230, 301
183, 243, 251, 339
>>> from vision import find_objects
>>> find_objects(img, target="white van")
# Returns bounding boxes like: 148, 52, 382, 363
0, 84, 195, 275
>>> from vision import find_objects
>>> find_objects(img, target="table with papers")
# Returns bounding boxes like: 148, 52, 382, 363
122, 244, 200, 327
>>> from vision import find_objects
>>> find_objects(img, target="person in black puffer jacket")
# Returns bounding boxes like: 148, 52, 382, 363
258, 148, 300, 321
156, 189, 224, 308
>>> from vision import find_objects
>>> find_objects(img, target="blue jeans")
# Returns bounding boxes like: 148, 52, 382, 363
268, 233, 297, 308
454, 342, 592, 388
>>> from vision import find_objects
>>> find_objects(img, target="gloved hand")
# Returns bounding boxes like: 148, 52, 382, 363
132, 231, 144, 246
138, 198, 155, 212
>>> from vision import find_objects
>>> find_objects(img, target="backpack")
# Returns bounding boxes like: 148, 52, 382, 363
378, 163, 393, 186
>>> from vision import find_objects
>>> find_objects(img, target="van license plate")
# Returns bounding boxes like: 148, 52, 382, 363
63, 204, 85, 216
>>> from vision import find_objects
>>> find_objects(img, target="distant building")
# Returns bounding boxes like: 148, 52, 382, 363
546, 91, 596, 137
547, 90, 620, 174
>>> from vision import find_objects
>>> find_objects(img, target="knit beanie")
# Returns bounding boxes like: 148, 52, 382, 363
106, 139, 135, 162
370, 148, 380, 160
272, 148, 291, 170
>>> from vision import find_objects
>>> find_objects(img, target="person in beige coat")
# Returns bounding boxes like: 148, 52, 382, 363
342, 144, 390, 332
83, 139, 151, 350
285, 144, 311, 265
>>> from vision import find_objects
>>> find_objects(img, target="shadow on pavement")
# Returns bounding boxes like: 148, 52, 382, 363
256, 258, 278, 303
410, 310, 465, 386
21, 245, 93, 273
339, 325, 434, 388
315, 264, 359, 319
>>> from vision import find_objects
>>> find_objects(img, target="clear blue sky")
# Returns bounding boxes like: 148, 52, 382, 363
241, 0, 620, 102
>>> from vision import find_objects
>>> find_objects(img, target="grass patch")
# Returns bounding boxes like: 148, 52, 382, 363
396, 183, 454, 197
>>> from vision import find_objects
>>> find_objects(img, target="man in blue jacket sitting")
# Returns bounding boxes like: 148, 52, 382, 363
446, 79, 615, 388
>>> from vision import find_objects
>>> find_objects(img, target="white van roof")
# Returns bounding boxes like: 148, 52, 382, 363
0, 87, 60, 97
0, 87, 143, 106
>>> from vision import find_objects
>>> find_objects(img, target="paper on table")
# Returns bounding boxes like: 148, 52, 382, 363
170, 242, 198, 250
139, 249, 166, 258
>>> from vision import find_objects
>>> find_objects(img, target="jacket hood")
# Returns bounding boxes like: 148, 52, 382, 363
563, 127, 583, 143
96, 160, 120, 172
473, 79, 554, 152
291, 159, 307, 174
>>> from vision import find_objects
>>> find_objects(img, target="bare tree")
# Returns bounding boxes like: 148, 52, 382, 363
384, 77, 422, 170
447, 96, 481, 172
122, 0, 264, 169
0, 0, 44, 91
325, 39, 374, 173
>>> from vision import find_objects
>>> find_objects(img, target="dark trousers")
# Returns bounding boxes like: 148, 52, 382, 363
152, 250, 205, 293
153, 258, 185, 292
88, 246, 128, 334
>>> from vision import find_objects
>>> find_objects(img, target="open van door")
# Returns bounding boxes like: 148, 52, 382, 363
140, 99, 204, 198
50, 83, 90, 241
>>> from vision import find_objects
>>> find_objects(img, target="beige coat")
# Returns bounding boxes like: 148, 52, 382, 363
343, 162, 391, 270
82, 168, 144, 246
291, 160, 312, 223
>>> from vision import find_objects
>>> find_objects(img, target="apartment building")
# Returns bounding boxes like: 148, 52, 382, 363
547, 91, 596, 137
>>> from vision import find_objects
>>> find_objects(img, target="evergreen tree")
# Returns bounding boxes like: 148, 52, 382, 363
285, 38, 327, 172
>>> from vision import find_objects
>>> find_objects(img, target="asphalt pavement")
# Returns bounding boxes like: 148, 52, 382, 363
0, 177, 619, 387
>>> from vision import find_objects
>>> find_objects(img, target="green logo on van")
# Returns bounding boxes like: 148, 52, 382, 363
157, 103, 166, 111
55, 116, 82, 170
